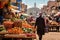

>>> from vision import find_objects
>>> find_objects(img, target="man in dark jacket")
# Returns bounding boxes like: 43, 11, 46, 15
35, 13, 45, 40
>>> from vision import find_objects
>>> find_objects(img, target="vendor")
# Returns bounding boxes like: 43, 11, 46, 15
0, 1, 4, 24
0, 0, 9, 24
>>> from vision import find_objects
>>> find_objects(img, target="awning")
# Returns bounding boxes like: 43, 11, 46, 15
9, 5, 19, 10
22, 14, 30, 16
11, 5, 19, 8
11, 8, 20, 12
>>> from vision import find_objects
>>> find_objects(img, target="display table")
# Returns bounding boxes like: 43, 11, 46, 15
4, 34, 36, 40
4, 34, 36, 38
0, 32, 36, 40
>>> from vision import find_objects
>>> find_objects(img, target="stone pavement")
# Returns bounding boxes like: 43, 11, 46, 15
42, 32, 60, 40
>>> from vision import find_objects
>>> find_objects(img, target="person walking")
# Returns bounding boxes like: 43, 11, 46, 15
35, 13, 45, 40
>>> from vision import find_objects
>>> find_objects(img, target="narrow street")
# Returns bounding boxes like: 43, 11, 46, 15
0, 0, 60, 40
42, 32, 60, 40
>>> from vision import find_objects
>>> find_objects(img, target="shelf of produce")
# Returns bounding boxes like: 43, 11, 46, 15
4, 34, 36, 39
48, 25, 60, 27
48, 24, 60, 32
48, 24, 60, 27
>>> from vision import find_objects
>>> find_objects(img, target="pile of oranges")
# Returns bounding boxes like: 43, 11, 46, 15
8, 27, 24, 34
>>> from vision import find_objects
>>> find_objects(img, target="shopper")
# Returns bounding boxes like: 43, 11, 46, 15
44, 16, 49, 33
35, 13, 45, 40
29, 16, 34, 22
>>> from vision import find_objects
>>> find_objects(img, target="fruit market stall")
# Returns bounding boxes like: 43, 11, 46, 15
48, 20, 60, 32
0, 0, 36, 40
0, 19, 36, 40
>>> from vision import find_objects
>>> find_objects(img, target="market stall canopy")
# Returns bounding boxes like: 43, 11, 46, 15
9, 5, 19, 10
22, 14, 30, 16
11, 8, 20, 12
11, 5, 19, 8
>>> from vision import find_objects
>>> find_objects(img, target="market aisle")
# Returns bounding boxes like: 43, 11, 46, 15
42, 32, 60, 40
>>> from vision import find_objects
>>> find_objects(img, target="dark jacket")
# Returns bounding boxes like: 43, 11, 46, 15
35, 16, 45, 35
